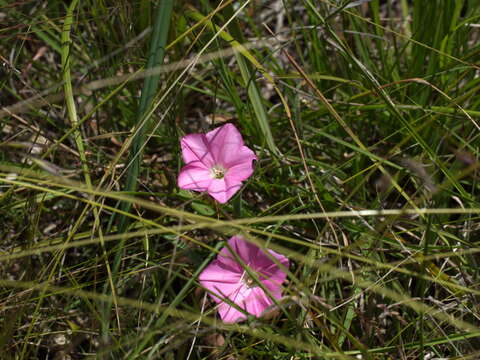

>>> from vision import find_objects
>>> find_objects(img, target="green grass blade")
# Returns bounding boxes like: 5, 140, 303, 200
116, 0, 174, 234
186, 6, 280, 156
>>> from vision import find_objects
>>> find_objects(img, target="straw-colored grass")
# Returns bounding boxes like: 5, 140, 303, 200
1, 0, 480, 358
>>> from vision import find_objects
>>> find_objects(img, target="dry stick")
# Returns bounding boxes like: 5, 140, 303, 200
2, 109, 79, 157
0, 40, 276, 120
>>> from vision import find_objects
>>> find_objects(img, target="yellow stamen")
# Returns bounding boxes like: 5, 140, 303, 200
211, 164, 226, 179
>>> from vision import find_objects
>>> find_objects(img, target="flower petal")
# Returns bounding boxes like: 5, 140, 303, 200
217, 301, 247, 323
227, 235, 261, 265
227, 163, 255, 181
224, 145, 257, 169
207, 178, 241, 204
199, 259, 242, 283
199, 264, 243, 304
216, 286, 276, 322
206, 124, 245, 164
177, 162, 212, 191
206, 123, 243, 147
245, 287, 275, 317
220, 237, 289, 291
256, 249, 289, 286
181, 134, 214, 166
216, 250, 242, 274
199, 235, 290, 323
262, 284, 284, 300
216, 284, 251, 323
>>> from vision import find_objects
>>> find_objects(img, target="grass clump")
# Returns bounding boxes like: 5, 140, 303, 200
1, 0, 480, 358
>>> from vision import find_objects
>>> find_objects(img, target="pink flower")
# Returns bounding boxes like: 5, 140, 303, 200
198, 235, 289, 323
177, 123, 257, 204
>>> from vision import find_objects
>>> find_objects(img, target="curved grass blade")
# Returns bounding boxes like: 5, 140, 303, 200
116, 0, 174, 234
105, 0, 174, 343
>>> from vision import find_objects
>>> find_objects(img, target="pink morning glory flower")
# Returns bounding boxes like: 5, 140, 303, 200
177, 123, 257, 204
198, 235, 289, 323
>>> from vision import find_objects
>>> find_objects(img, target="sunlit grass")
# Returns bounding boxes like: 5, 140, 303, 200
1, 0, 480, 358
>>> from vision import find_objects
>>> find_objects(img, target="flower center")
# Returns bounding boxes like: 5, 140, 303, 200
242, 273, 257, 289
211, 164, 227, 179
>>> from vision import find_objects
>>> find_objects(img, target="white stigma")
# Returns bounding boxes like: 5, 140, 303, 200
244, 277, 255, 288
211, 164, 227, 179
240, 271, 256, 289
